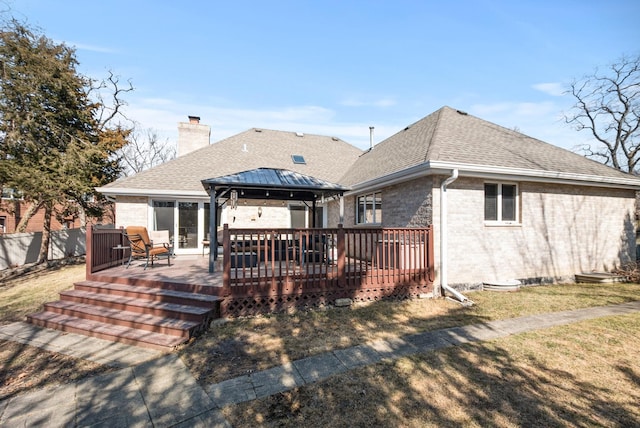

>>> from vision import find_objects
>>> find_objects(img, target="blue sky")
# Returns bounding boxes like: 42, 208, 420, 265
10, 0, 640, 151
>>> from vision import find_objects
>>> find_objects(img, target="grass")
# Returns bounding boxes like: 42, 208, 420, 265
0, 263, 115, 401
1, 263, 639, 426
221, 313, 640, 427
178, 282, 640, 386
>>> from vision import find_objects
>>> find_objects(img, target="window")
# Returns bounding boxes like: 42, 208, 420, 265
291, 154, 306, 164
0, 216, 5, 233
484, 183, 518, 223
1, 188, 22, 200
356, 192, 382, 224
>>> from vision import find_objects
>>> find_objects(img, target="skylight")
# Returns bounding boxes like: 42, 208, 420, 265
291, 155, 306, 164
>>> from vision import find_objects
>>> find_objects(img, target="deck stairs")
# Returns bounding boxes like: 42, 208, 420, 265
27, 280, 221, 350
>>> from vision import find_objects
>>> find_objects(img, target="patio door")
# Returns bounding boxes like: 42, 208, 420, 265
178, 202, 198, 250
152, 199, 207, 254
152, 201, 175, 243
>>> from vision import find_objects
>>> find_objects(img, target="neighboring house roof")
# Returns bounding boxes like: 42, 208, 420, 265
202, 168, 347, 201
340, 106, 640, 190
97, 129, 363, 197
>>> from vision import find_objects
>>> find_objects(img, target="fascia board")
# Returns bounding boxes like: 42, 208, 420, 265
95, 187, 209, 198
345, 161, 640, 196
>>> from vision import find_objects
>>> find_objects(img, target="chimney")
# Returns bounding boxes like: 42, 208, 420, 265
178, 115, 211, 157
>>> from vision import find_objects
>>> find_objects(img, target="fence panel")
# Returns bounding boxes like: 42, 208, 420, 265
0, 228, 87, 270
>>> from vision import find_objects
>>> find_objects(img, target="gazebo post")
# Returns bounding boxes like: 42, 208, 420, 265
208, 189, 218, 273
312, 199, 316, 227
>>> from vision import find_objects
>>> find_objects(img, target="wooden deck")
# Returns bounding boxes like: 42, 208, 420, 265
26, 226, 435, 348
88, 255, 225, 295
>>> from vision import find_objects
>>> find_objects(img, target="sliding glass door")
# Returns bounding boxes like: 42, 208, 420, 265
152, 199, 210, 254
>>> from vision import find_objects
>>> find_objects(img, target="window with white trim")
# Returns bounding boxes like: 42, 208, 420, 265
484, 183, 518, 224
356, 192, 382, 224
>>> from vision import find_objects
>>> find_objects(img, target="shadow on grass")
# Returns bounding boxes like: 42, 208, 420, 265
222, 319, 640, 427
0, 338, 116, 402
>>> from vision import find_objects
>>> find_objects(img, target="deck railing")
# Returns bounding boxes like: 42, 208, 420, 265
220, 224, 434, 315
87, 224, 434, 316
86, 226, 127, 277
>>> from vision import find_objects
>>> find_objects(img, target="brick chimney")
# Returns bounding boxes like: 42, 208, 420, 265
177, 116, 211, 157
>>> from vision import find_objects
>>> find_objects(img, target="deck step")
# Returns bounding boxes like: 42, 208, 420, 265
27, 311, 187, 350
43, 300, 199, 337
74, 280, 221, 309
59, 289, 213, 322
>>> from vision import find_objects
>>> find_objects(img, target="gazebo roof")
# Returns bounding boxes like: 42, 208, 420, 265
201, 167, 348, 201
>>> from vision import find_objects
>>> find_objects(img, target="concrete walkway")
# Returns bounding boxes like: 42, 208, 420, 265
1, 300, 639, 427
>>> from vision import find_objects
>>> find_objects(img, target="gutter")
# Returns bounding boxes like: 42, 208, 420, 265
437, 169, 474, 306
345, 161, 640, 196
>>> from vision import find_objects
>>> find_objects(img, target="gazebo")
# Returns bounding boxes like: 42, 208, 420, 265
201, 167, 348, 273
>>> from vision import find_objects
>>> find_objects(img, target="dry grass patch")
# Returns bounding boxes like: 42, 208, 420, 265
0, 263, 84, 325
0, 263, 116, 400
180, 282, 639, 385
222, 312, 640, 427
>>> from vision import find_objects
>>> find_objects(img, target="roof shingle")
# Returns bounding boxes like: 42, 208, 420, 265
339, 106, 636, 186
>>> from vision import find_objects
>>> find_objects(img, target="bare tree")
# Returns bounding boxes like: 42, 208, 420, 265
119, 127, 176, 176
564, 55, 640, 173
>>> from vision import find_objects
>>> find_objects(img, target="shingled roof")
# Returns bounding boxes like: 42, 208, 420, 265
98, 128, 363, 196
98, 107, 640, 198
340, 106, 639, 188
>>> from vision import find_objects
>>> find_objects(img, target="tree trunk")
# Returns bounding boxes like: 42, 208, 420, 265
37, 202, 53, 264
15, 200, 42, 232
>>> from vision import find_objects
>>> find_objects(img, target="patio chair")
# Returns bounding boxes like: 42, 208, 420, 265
124, 226, 171, 269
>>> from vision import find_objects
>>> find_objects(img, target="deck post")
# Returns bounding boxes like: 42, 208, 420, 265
223, 224, 231, 288
337, 224, 346, 287
427, 225, 435, 283
85, 225, 93, 279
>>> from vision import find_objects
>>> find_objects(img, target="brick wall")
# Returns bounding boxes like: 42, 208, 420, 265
434, 176, 636, 286
0, 200, 111, 233
329, 176, 433, 228
115, 196, 148, 228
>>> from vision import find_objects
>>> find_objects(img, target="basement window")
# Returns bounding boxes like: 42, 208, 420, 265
291, 155, 306, 164
484, 182, 519, 225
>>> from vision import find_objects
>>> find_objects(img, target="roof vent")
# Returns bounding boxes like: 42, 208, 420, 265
295, 132, 304, 137
331, 137, 339, 141
242, 144, 248, 152
456, 110, 468, 115
255, 128, 262, 132
404, 126, 410, 131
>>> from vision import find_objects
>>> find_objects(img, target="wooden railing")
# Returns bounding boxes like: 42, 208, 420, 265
220, 225, 434, 315
86, 224, 434, 316
86, 226, 127, 276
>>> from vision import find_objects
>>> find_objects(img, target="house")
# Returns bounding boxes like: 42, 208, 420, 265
0, 194, 105, 234
97, 117, 363, 253
97, 107, 640, 288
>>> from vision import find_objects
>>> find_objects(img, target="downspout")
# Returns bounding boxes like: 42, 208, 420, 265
438, 169, 474, 306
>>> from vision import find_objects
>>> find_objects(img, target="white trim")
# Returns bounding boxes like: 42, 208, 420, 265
96, 187, 208, 198
345, 161, 640, 195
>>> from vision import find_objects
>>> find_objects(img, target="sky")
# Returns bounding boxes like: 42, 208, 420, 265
7, 0, 640, 152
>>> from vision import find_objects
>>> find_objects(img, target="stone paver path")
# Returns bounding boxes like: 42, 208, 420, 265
1, 300, 639, 427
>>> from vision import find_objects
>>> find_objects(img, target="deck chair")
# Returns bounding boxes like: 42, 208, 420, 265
124, 226, 171, 269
